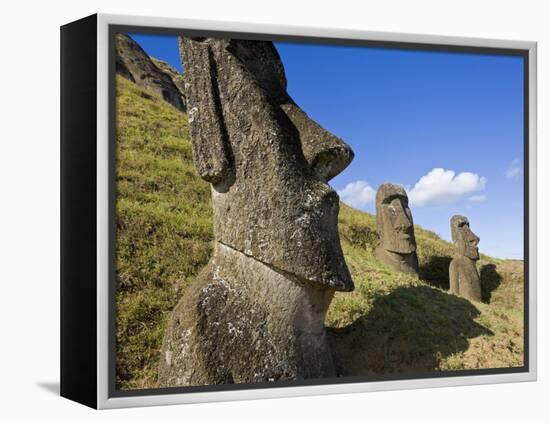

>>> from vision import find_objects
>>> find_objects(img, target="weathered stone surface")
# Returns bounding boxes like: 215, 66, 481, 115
115, 33, 186, 111
158, 38, 354, 387
159, 244, 336, 385
152, 57, 186, 99
375, 183, 419, 276
449, 215, 481, 302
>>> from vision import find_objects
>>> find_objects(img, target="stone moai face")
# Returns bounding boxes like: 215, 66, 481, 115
376, 183, 417, 254
375, 183, 419, 276
180, 37, 355, 292
451, 215, 480, 260
449, 215, 481, 301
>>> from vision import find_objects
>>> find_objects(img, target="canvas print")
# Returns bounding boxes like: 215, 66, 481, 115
113, 31, 525, 391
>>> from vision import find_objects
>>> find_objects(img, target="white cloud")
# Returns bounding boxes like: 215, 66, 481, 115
338, 180, 375, 208
506, 158, 521, 178
408, 168, 487, 207
468, 194, 487, 202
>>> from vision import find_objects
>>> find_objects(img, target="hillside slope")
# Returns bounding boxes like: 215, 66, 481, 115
116, 34, 186, 111
115, 75, 524, 390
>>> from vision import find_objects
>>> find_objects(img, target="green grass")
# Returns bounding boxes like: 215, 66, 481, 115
115, 75, 524, 389
329, 205, 523, 375
115, 76, 213, 388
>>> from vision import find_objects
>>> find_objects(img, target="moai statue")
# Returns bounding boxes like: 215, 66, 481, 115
449, 215, 481, 302
375, 183, 419, 277
158, 38, 355, 387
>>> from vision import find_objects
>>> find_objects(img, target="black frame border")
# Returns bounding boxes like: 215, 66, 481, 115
60, 13, 98, 409
107, 23, 530, 399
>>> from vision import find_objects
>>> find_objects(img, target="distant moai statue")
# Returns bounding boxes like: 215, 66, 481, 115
449, 215, 482, 302
158, 38, 355, 387
375, 183, 419, 277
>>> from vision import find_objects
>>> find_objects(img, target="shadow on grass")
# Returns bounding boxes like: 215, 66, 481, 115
419, 255, 452, 290
480, 263, 502, 304
327, 285, 492, 377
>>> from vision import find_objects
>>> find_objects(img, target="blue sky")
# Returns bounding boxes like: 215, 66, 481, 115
128, 33, 524, 259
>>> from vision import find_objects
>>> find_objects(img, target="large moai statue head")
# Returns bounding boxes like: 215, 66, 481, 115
180, 37, 355, 292
451, 215, 480, 260
449, 215, 481, 301
159, 38, 357, 386
375, 183, 419, 276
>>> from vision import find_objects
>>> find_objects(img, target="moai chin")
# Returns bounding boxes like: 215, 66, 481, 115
449, 215, 482, 302
375, 183, 419, 277
158, 38, 355, 387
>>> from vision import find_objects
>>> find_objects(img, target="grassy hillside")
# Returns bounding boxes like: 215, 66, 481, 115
115, 75, 524, 390
330, 206, 523, 375
115, 76, 212, 388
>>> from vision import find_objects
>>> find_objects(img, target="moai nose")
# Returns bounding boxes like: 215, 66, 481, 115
465, 227, 480, 246
280, 102, 354, 181
393, 202, 412, 230
309, 132, 355, 182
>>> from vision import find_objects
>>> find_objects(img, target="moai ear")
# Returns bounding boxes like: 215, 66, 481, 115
179, 37, 231, 185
